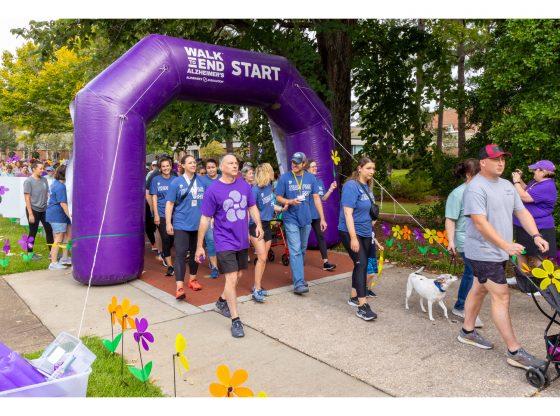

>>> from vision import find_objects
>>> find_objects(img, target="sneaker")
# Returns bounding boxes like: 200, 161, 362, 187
356, 303, 377, 321
260, 287, 269, 296
323, 262, 336, 271
175, 287, 185, 300
231, 320, 245, 338
527, 292, 542, 297
294, 285, 309, 295
59, 257, 72, 265
31, 254, 42, 261
48, 262, 67, 270
347, 296, 359, 307
165, 266, 174, 276
506, 348, 547, 370
457, 328, 494, 349
251, 287, 265, 303
161, 256, 169, 268
367, 289, 377, 298
216, 299, 231, 318
303, 281, 309, 287
151, 245, 158, 253
210, 267, 219, 279
506, 276, 517, 286
452, 308, 484, 328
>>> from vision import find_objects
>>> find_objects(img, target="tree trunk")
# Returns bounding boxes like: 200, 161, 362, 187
437, 88, 445, 151
316, 19, 355, 179
456, 21, 466, 156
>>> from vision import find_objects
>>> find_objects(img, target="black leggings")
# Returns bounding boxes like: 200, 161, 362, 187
174, 230, 199, 282
339, 231, 371, 298
157, 218, 174, 258
145, 201, 156, 246
26, 209, 54, 253
311, 218, 328, 260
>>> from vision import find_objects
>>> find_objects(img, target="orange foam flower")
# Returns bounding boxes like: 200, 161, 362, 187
209, 364, 254, 397
115, 298, 139, 330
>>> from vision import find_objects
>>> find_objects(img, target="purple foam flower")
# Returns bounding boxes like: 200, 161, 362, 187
381, 223, 391, 237
133, 317, 154, 351
2, 239, 10, 255
413, 228, 425, 243
17, 234, 34, 251
0, 186, 9, 196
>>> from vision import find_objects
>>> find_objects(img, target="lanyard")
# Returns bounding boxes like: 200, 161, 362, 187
292, 171, 303, 194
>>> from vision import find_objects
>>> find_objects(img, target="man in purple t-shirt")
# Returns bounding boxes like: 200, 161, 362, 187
196, 154, 264, 338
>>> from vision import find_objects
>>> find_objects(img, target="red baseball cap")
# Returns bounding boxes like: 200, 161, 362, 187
478, 144, 512, 160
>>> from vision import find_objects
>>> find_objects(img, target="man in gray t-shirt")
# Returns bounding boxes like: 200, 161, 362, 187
458, 144, 548, 371
23, 162, 54, 259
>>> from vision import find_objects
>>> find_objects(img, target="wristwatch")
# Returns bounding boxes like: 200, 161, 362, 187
532, 233, 544, 239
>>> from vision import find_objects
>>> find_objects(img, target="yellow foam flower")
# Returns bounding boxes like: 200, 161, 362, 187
175, 333, 189, 375
391, 225, 403, 239
331, 150, 340, 166
423, 229, 437, 244
209, 364, 254, 397
531, 260, 560, 292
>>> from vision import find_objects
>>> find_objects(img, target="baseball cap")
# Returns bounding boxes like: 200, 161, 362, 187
45, 166, 53, 172
528, 160, 555, 172
291, 152, 306, 164
151, 160, 157, 165
478, 144, 512, 160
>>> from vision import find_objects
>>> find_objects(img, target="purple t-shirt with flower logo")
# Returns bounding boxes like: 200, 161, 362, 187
201, 178, 256, 252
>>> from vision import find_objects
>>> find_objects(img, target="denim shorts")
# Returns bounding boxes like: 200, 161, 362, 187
50, 222, 68, 234
465, 258, 507, 285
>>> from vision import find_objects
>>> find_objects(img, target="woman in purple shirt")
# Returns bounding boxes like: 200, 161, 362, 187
511, 159, 557, 267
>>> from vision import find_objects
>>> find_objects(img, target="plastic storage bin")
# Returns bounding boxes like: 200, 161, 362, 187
0, 332, 96, 397
0, 367, 92, 397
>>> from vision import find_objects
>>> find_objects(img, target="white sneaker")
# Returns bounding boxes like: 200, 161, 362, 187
49, 262, 68, 270
59, 257, 72, 265
506, 276, 517, 285
452, 308, 483, 328
527, 291, 541, 297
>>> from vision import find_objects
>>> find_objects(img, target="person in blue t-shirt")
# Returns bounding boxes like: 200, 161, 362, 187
150, 156, 177, 278
275, 152, 326, 294
200, 158, 221, 279
46, 164, 72, 271
338, 157, 377, 321
250, 163, 288, 302
165, 154, 206, 300
306, 159, 338, 271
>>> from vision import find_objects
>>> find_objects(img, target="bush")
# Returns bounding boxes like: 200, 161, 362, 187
387, 170, 434, 201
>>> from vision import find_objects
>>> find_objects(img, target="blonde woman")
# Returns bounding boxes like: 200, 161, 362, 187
250, 163, 287, 301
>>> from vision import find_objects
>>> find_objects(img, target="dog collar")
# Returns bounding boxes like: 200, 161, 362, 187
434, 281, 445, 293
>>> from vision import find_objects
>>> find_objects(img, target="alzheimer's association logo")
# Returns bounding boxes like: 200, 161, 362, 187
223, 190, 247, 222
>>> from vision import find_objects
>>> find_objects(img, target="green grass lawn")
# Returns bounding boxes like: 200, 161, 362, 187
378, 201, 434, 215
24, 336, 165, 397
0, 216, 52, 276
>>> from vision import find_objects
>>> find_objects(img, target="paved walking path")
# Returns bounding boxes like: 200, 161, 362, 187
1, 258, 559, 397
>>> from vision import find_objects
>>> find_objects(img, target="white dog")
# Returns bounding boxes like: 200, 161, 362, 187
405, 267, 458, 321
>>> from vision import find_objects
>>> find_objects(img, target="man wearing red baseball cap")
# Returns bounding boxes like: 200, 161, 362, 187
458, 144, 549, 370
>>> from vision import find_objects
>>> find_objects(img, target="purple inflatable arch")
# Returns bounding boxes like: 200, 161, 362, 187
72, 35, 340, 285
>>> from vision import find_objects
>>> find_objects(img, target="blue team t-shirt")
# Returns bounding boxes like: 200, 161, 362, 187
200, 174, 221, 190
338, 179, 374, 238
46, 180, 70, 224
149, 174, 175, 219
166, 174, 206, 231
275, 170, 319, 227
201, 178, 256, 252
251, 184, 275, 223
310, 178, 326, 220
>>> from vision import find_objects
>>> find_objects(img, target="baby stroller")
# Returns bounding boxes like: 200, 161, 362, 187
511, 258, 560, 388
251, 218, 290, 266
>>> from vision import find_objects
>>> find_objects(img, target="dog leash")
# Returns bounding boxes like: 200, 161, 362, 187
448, 254, 458, 276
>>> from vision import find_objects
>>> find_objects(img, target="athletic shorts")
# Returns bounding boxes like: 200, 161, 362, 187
216, 249, 249, 274
51, 222, 68, 234
465, 258, 507, 285
249, 221, 272, 242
